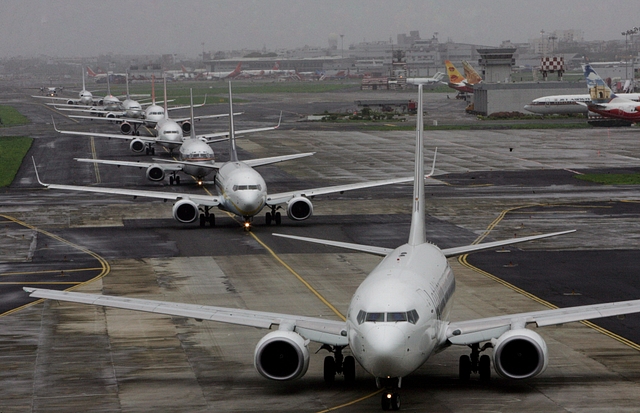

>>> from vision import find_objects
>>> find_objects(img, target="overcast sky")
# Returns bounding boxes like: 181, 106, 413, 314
1, 0, 638, 58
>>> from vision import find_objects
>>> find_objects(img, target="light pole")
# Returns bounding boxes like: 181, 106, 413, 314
622, 27, 639, 82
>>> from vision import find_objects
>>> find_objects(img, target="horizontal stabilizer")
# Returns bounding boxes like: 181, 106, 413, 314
272, 233, 392, 256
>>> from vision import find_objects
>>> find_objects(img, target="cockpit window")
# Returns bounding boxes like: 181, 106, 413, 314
365, 312, 384, 322
232, 184, 262, 191
356, 309, 419, 325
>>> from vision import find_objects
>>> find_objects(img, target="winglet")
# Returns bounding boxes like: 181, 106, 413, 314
276, 111, 282, 128
31, 157, 48, 187
51, 116, 61, 133
426, 147, 437, 179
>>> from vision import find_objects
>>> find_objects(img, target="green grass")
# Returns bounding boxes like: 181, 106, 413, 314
0, 105, 30, 127
0, 136, 33, 187
575, 173, 640, 185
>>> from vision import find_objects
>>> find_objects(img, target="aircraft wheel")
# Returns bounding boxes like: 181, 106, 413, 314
199, 215, 206, 227
145, 147, 150, 155
208, 215, 215, 227
381, 392, 400, 411
175, 176, 180, 185
479, 354, 491, 382
459, 355, 471, 381
265, 212, 272, 225
169, 176, 174, 185
274, 211, 282, 225
343, 355, 355, 383
323, 356, 336, 384
151, 147, 155, 155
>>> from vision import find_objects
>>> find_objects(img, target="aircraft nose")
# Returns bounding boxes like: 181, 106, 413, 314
361, 325, 407, 378
235, 191, 265, 215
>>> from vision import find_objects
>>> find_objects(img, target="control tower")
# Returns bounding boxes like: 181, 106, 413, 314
477, 48, 517, 83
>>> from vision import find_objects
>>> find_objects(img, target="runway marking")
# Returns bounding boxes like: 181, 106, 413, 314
0, 214, 111, 318
0, 267, 104, 276
457, 203, 640, 352
315, 389, 383, 412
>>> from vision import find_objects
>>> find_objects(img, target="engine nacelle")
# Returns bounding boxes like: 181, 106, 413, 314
129, 139, 146, 153
492, 329, 548, 380
286, 197, 313, 221
172, 199, 199, 223
105, 112, 117, 119
120, 121, 133, 135
146, 165, 165, 181
254, 330, 310, 381
66, 99, 75, 105
180, 121, 191, 134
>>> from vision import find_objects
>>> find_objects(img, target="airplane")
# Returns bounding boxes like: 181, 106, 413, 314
462, 60, 483, 85
578, 64, 640, 122
524, 92, 640, 115
51, 76, 254, 155
73, 89, 283, 186
31, 68, 96, 105
35, 82, 418, 229
405, 72, 445, 86
196, 63, 243, 80
87, 66, 108, 80
25, 84, 640, 411
444, 60, 481, 94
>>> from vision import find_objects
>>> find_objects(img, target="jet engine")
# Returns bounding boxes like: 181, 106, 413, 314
105, 112, 117, 119
492, 329, 548, 380
146, 165, 165, 181
286, 197, 313, 221
254, 330, 310, 381
129, 139, 146, 153
66, 99, 75, 105
172, 199, 199, 223
180, 121, 191, 134
120, 122, 133, 135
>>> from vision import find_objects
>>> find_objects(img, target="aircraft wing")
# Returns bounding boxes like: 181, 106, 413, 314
266, 176, 414, 206
172, 113, 243, 123
69, 114, 145, 124
273, 234, 393, 256
54, 125, 155, 143
243, 152, 315, 168
23, 287, 348, 347
439, 230, 575, 257
33, 158, 220, 207
75, 158, 184, 172
446, 299, 640, 346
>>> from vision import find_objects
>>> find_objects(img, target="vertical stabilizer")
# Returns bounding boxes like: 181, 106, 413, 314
584, 64, 616, 102
408, 85, 426, 246
444, 60, 466, 84
151, 75, 156, 105
81, 67, 86, 91
163, 75, 169, 120
228, 82, 238, 162
189, 89, 196, 140
462, 61, 483, 85
125, 72, 130, 99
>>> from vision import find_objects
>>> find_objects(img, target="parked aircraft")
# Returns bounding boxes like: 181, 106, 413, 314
25, 85, 640, 411
406, 72, 445, 86
36, 82, 417, 229
579, 64, 640, 122
444, 60, 481, 93
87, 66, 107, 80
462, 60, 483, 85
524, 92, 640, 115
196, 63, 243, 80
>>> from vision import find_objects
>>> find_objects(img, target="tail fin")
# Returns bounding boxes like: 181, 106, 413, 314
462, 61, 483, 84
229, 63, 242, 78
408, 85, 426, 246
162, 74, 169, 119
151, 75, 156, 104
584, 64, 616, 102
189, 89, 196, 139
433, 72, 445, 82
87, 67, 96, 77
444, 60, 466, 84
228, 82, 238, 162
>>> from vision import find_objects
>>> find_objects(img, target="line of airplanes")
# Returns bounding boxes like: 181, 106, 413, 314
24, 83, 640, 410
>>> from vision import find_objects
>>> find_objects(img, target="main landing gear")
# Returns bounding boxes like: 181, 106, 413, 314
169, 173, 180, 185
145, 145, 155, 155
264, 206, 282, 226
320, 345, 355, 384
199, 207, 215, 227
459, 342, 492, 381
377, 377, 400, 411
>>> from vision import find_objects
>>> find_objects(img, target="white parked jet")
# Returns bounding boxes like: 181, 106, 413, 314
405, 72, 445, 86
31, 68, 95, 105
26, 85, 640, 410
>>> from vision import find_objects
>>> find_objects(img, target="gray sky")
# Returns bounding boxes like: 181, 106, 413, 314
1, 0, 638, 58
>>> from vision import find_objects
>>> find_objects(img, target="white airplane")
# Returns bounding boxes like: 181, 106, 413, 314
51, 77, 256, 155
35, 82, 418, 229
577, 64, 640, 122
31, 68, 96, 105
74, 89, 283, 186
524, 92, 640, 115
405, 72, 446, 86
25, 84, 640, 410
